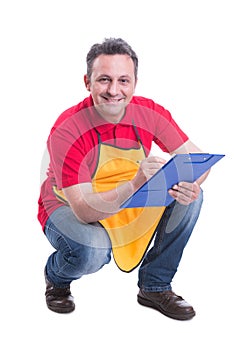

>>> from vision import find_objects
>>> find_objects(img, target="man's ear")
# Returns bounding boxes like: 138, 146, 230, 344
84, 74, 91, 91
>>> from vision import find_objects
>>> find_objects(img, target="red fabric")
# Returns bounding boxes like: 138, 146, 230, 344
38, 95, 188, 229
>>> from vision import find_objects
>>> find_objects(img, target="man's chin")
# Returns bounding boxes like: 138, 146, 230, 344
96, 103, 126, 120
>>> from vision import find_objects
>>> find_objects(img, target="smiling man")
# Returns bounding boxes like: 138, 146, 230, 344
38, 38, 209, 320
84, 54, 136, 123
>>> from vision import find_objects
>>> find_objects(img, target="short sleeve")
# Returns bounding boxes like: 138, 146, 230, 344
48, 117, 93, 189
153, 105, 188, 152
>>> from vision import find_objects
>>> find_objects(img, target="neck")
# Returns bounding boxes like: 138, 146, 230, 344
94, 107, 126, 124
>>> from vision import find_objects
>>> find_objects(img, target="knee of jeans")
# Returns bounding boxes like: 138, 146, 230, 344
191, 189, 203, 215
67, 245, 112, 276
164, 190, 204, 234
197, 189, 203, 205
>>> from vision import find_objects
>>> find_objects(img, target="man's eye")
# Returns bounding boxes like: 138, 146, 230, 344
98, 77, 110, 83
120, 79, 129, 85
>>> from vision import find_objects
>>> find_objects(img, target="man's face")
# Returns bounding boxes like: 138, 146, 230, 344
84, 54, 137, 123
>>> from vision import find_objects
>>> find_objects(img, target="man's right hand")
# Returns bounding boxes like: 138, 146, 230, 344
131, 156, 166, 191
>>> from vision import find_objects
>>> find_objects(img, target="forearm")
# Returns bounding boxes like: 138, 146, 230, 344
172, 139, 211, 187
65, 180, 137, 223
63, 156, 165, 223
196, 169, 210, 186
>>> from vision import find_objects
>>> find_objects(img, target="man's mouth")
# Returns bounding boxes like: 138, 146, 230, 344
101, 96, 125, 104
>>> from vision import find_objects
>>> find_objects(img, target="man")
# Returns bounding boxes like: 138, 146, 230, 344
38, 38, 209, 320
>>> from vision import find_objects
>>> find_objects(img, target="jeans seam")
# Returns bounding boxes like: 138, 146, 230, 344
45, 223, 73, 250
45, 223, 75, 280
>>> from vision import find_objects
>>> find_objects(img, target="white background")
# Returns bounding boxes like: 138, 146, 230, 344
1, 0, 233, 349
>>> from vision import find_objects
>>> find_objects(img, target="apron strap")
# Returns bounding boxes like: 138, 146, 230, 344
132, 120, 146, 156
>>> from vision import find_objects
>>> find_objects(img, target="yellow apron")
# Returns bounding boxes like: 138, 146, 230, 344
53, 130, 166, 272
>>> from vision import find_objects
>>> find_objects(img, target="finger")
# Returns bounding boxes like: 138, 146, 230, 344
169, 181, 200, 204
177, 181, 199, 192
143, 168, 160, 180
168, 188, 193, 205
147, 156, 167, 165
172, 185, 195, 198
140, 157, 166, 172
178, 181, 200, 199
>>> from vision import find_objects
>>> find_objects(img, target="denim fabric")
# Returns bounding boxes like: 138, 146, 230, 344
138, 191, 203, 292
44, 191, 203, 290
44, 206, 112, 287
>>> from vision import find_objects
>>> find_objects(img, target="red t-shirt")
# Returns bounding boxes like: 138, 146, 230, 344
38, 95, 188, 229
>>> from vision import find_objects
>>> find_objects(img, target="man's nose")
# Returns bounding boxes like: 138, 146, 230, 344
107, 80, 119, 96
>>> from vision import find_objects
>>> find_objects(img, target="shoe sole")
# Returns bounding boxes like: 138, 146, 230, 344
47, 303, 75, 314
137, 295, 195, 321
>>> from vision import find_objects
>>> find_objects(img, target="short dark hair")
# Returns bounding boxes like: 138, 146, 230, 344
86, 38, 138, 79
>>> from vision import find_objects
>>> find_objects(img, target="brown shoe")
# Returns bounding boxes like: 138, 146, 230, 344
137, 289, 195, 320
45, 273, 75, 314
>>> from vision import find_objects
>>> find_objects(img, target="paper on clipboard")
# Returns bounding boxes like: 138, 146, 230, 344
121, 153, 225, 208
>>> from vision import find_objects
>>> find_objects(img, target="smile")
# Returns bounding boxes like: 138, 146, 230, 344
101, 96, 125, 103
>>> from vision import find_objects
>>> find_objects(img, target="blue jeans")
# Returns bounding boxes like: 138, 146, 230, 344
44, 207, 112, 287
138, 190, 203, 291
44, 191, 203, 290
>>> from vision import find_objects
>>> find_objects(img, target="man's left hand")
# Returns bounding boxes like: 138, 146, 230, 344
168, 181, 201, 205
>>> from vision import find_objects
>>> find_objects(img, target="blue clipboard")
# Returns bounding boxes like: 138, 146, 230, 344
121, 153, 225, 208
